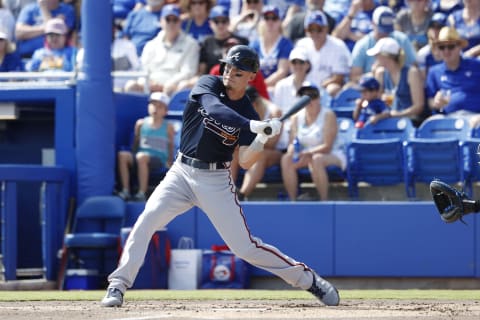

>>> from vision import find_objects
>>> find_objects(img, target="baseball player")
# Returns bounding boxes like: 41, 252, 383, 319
101, 45, 339, 307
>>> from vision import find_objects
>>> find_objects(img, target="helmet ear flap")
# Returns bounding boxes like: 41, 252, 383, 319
219, 62, 226, 75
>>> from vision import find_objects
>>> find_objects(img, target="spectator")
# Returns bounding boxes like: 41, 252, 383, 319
3, 0, 35, 19
180, 0, 214, 43
417, 12, 447, 79
15, 0, 76, 58
323, 0, 351, 24
122, 0, 163, 56
273, 47, 312, 156
250, 5, 293, 98
0, 0, 16, 41
176, 5, 249, 93
124, 4, 200, 96
331, 0, 376, 51
209, 36, 269, 99
112, 0, 138, 24
77, 22, 140, 91
284, 0, 336, 43
448, 0, 480, 57
229, 0, 263, 43
367, 36, 426, 126
236, 86, 282, 200
395, 0, 434, 51
349, 6, 417, 84
295, 10, 352, 97
277, 0, 303, 34
352, 76, 390, 128
426, 26, 480, 128
117, 92, 175, 201
280, 83, 346, 201
0, 29, 23, 71
25, 18, 76, 72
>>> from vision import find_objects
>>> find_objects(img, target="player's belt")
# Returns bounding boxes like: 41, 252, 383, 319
180, 154, 229, 170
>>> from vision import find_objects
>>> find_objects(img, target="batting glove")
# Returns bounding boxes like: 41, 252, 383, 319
255, 133, 269, 144
249, 120, 270, 134
267, 118, 282, 136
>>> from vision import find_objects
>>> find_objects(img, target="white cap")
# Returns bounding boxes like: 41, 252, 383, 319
289, 47, 309, 62
366, 37, 400, 56
149, 92, 170, 106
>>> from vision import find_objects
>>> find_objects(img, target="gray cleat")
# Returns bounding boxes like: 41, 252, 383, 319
307, 272, 340, 306
101, 287, 124, 307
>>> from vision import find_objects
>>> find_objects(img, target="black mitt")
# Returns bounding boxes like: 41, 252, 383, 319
429, 180, 478, 223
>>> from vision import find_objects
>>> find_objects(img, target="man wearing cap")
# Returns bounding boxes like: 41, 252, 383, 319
25, 18, 76, 72
124, 4, 199, 96
117, 91, 175, 201
353, 76, 391, 129
15, 0, 76, 58
295, 10, 351, 97
426, 26, 480, 128
349, 6, 417, 84
417, 12, 448, 79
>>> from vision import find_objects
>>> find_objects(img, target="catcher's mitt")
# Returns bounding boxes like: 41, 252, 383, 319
429, 180, 478, 223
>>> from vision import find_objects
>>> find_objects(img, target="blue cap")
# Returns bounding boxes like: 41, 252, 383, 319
359, 76, 380, 90
161, 4, 180, 19
304, 10, 328, 29
373, 6, 395, 34
429, 12, 447, 28
209, 5, 229, 19
262, 5, 280, 18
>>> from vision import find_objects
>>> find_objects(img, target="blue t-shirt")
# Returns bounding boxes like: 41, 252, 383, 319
112, 0, 138, 20
181, 18, 213, 43
357, 98, 388, 123
179, 75, 259, 162
250, 36, 293, 78
0, 52, 23, 72
426, 57, 480, 114
16, 3, 76, 57
26, 46, 77, 72
123, 7, 162, 56
345, 9, 374, 51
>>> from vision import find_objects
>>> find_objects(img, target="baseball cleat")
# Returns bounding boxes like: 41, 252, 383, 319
307, 272, 340, 306
101, 287, 124, 307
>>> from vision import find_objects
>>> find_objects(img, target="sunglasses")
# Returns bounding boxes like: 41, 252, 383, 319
307, 26, 325, 33
264, 15, 279, 21
213, 18, 229, 24
165, 17, 180, 24
298, 89, 319, 99
290, 59, 306, 65
246, 0, 260, 4
438, 44, 457, 51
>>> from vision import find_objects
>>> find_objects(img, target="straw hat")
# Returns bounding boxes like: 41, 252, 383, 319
434, 27, 468, 48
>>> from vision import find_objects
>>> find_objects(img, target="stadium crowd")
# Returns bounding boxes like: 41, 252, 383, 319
1, 0, 480, 201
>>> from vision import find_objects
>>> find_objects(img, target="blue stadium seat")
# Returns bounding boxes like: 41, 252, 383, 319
167, 89, 191, 120
59, 196, 126, 289
329, 87, 361, 119
404, 117, 471, 199
346, 118, 415, 199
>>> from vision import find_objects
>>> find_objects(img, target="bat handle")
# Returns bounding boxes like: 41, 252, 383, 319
263, 126, 272, 135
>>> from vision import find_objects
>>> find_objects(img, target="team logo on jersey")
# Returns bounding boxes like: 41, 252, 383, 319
199, 107, 240, 146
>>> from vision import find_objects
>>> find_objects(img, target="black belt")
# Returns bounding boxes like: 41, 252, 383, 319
180, 154, 229, 170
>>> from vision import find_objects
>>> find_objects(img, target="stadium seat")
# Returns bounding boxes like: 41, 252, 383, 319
167, 89, 191, 120
58, 196, 126, 289
329, 87, 361, 119
404, 117, 471, 199
346, 118, 415, 199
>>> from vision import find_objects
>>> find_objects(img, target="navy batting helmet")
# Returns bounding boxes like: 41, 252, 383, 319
219, 45, 259, 73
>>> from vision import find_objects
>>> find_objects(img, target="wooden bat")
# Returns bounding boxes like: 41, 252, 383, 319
263, 95, 312, 134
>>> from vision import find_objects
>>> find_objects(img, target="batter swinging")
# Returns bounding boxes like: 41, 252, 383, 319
101, 45, 339, 307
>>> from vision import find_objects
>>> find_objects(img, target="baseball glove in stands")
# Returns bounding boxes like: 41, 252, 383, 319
429, 180, 480, 223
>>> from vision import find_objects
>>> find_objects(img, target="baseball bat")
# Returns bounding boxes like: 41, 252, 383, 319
263, 95, 312, 135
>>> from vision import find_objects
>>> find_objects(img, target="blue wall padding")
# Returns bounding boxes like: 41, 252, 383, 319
76, 0, 114, 204
125, 201, 479, 278
113, 93, 149, 151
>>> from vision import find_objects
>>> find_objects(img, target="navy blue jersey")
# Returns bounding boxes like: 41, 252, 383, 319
179, 75, 260, 162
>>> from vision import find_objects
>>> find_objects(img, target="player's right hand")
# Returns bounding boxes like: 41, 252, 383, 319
249, 120, 270, 134
267, 118, 282, 136
255, 133, 269, 144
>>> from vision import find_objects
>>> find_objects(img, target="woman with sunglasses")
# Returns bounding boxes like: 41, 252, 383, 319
250, 5, 293, 98
426, 26, 480, 128
366, 36, 426, 126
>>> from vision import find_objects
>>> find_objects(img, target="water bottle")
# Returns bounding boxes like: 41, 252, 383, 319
292, 137, 301, 163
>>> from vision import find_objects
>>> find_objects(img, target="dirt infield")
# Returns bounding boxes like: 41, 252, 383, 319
1, 299, 479, 320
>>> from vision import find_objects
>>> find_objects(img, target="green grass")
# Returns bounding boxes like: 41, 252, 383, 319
0, 290, 479, 302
